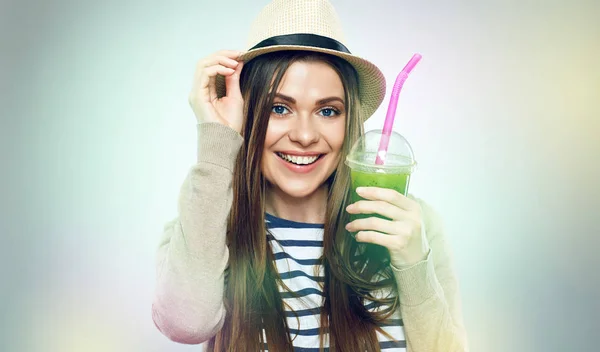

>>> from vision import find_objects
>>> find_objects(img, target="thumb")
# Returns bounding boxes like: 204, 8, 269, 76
225, 61, 244, 99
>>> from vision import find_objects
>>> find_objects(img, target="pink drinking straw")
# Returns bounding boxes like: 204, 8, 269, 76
375, 53, 422, 165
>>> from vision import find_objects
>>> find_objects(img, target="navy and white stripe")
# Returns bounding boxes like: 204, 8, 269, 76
265, 213, 406, 351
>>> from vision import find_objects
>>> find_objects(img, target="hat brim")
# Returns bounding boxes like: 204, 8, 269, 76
215, 45, 386, 123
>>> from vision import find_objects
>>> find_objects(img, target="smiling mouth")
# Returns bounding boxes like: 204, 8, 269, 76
276, 152, 323, 166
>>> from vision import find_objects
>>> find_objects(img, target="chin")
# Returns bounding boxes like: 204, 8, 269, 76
263, 152, 338, 199
274, 180, 325, 199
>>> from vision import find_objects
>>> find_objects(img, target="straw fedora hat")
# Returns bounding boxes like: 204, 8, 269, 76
215, 0, 386, 121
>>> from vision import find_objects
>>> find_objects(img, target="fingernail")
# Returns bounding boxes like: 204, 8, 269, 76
356, 187, 365, 194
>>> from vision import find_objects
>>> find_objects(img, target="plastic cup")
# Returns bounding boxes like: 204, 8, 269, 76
345, 129, 417, 225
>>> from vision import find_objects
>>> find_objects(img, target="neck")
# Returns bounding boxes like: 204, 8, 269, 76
265, 184, 328, 224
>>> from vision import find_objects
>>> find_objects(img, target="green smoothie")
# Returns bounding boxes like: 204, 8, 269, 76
349, 169, 411, 222
345, 130, 417, 231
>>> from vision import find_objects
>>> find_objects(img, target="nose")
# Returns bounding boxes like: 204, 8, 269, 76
288, 116, 319, 147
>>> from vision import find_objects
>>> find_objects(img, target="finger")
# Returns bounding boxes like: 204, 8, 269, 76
355, 230, 406, 250
355, 187, 415, 211
215, 50, 245, 60
194, 58, 237, 87
225, 60, 244, 99
203, 65, 236, 79
346, 200, 403, 220
208, 75, 217, 102
345, 216, 399, 235
198, 55, 240, 71
198, 65, 236, 101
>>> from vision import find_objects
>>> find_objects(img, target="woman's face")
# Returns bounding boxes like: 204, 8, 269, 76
261, 60, 346, 199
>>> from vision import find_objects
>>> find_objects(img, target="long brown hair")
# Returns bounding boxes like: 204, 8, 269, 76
207, 51, 399, 352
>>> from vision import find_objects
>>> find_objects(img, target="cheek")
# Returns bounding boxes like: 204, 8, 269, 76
264, 119, 288, 147
262, 122, 280, 177
261, 141, 273, 174
332, 136, 345, 152
260, 152, 275, 186
263, 122, 276, 148
331, 120, 346, 152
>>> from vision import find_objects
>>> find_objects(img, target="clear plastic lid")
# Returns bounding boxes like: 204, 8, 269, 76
345, 129, 417, 173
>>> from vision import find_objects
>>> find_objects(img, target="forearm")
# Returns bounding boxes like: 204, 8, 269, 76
152, 123, 243, 344
394, 197, 469, 352
394, 256, 468, 352
152, 218, 229, 344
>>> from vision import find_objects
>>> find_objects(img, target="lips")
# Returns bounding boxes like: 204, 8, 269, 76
275, 152, 325, 174
276, 152, 321, 165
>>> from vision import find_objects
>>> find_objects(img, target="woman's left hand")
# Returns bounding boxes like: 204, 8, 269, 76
345, 187, 430, 268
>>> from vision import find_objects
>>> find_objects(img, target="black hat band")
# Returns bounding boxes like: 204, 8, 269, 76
249, 33, 352, 54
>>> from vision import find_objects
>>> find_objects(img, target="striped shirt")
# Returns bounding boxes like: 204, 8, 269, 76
265, 213, 407, 351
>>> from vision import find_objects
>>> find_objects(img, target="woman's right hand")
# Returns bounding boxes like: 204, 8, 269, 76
188, 50, 245, 134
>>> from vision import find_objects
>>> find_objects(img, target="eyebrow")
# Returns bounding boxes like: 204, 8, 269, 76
274, 93, 345, 105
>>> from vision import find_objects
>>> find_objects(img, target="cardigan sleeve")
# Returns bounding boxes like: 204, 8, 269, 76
392, 197, 470, 351
151, 123, 243, 344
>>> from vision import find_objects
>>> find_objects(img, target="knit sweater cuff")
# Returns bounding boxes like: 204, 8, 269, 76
196, 122, 244, 171
393, 250, 443, 307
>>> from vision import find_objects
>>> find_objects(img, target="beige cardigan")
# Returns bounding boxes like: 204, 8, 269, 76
152, 122, 469, 351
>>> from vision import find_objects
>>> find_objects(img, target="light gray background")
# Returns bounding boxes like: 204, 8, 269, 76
2, 0, 599, 351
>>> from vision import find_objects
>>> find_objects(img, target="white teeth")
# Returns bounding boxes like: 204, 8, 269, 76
277, 153, 319, 165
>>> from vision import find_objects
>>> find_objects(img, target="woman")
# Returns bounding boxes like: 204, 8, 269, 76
152, 1, 468, 351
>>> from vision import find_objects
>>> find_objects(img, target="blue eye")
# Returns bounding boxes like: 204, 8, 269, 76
320, 108, 339, 117
272, 105, 289, 115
